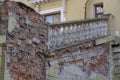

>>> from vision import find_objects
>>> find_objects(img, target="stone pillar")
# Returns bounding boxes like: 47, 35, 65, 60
61, 0, 66, 21
4, 51, 12, 80
0, 1, 11, 79
0, 42, 12, 80
0, 46, 1, 79
0, 44, 5, 80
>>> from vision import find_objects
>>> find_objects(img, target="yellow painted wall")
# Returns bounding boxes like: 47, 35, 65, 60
12, 0, 87, 21
39, 0, 86, 21
11, 0, 120, 35
86, 0, 120, 35
66, 0, 86, 21
40, 0, 62, 11
10, 0, 35, 9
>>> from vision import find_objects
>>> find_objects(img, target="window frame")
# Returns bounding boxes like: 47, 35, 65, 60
44, 12, 61, 23
94, 3, 104, 17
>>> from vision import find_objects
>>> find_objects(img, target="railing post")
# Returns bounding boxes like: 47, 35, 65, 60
95, 14, 115, 45
107, 14, 116, 40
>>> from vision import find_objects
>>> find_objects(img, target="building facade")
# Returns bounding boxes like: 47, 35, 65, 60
11, 0, 120, 37
0, 0, 120, 80
27, 0, 120, 80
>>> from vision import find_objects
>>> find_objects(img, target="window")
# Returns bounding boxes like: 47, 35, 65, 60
45, 13, 60, 23
95, 3, 104, 17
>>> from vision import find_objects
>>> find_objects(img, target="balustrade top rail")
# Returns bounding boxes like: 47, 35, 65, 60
47, 16, 112, 52
50, 17, 109, 26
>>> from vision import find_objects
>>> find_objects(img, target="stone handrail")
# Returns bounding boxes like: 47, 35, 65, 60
47, 16, 113, 52
29, 0, 58, 3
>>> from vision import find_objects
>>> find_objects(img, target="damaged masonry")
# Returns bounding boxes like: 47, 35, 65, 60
0, 1, 115, 80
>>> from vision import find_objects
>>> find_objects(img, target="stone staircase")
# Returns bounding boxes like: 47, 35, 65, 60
112, 39, 120, 80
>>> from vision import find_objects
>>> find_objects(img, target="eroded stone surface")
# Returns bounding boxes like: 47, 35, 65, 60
46, 42, 110, 80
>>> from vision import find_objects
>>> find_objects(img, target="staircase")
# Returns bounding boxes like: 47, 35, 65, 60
112, 39, 120, 80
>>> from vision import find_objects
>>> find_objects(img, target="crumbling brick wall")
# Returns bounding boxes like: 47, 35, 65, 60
0, 1, 8, 35
0, 1, 48, 80
46, 42, 111, 80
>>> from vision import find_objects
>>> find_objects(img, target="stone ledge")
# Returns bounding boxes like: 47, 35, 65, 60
0, 35, 6, 44
95, 36, 114, 45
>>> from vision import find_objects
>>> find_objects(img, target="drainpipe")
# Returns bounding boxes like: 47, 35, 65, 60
84, 0, 90, 19
62, 0, 66, 21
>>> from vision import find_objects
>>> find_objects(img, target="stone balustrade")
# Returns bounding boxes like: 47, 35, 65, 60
29, 0, 56, 3
48, 17, 111, 51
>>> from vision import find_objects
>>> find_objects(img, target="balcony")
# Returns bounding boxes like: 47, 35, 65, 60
47, 15, 115, 52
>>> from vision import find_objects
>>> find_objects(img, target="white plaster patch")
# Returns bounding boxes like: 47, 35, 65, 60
0, 35, 6, 44
8, 16, 17, 33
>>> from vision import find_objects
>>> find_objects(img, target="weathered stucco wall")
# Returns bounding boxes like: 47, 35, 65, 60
46, 42, 111, 80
